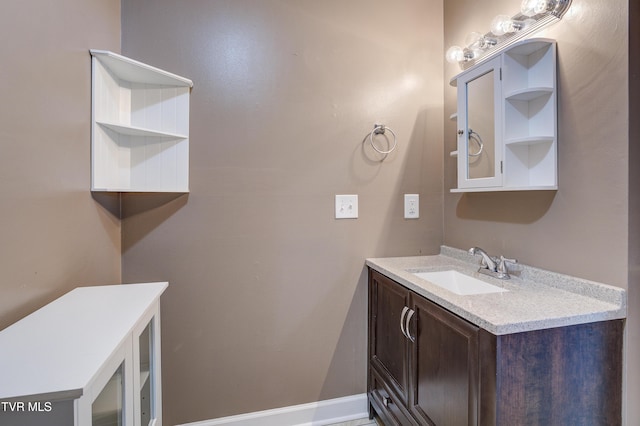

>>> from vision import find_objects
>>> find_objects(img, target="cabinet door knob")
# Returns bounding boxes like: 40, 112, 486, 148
383, 396, 391, 407
457, 129, 464, 135
400, 307, 409, 338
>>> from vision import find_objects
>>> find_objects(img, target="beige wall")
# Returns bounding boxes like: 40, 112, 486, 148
0, 1, 122, 329
120, 0, 443, 423
444, 0, 635, 422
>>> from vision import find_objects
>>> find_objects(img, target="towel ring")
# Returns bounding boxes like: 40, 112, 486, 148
468, 129, 484, 157
369, 124, 397, 155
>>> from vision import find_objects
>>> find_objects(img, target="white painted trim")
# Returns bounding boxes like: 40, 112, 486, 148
176, 393, 369, 426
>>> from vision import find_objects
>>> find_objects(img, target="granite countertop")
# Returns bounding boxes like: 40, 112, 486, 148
366, 246, 627, 335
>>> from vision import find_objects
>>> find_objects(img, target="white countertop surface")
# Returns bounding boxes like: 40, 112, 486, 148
366, 247, 626, 335
0, 282, 167, 401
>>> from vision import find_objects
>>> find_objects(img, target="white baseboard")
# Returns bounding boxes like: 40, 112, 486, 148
176, 393, 369, 426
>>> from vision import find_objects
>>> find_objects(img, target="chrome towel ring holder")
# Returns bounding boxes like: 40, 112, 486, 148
468, 128, 484, 157
369, 124, 397, 154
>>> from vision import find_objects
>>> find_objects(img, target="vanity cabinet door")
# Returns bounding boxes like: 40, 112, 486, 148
369, 270, 411, 408
408, 295, 479, 426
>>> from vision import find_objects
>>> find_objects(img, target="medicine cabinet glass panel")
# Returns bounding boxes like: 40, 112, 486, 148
467, 69, 496, 180
92, 362, 124, 426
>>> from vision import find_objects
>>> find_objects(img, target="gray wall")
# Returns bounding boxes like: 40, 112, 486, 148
0, 1, 122, 330
443, 0, 635, 422
120, 0, 444, 423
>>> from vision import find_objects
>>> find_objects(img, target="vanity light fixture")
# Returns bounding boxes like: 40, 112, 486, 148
446, 32, 497, 65
489, 14, 529, 36
445, 45, 470, 63
445, 0, 572, 67
521, 0, 550, 16
465, 32, 498, 50
521, 0, 570, 17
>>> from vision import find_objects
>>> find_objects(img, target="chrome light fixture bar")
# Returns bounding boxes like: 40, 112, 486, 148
446, 0, 572, 69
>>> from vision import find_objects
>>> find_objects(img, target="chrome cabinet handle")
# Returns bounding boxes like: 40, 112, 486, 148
400, 307, 409, 338
383, 396, 391, 407
406, 309, 416, 342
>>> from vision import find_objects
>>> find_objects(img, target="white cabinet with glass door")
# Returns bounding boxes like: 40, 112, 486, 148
0, 282, 167, 426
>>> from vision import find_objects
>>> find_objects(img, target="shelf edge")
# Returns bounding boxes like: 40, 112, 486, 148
451, 186, 557, 193
96, 121, 188, 139
90, 49, 194, 88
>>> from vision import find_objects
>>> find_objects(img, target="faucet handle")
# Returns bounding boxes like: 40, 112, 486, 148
480, 256, 499, 269
497, 256, 517, 278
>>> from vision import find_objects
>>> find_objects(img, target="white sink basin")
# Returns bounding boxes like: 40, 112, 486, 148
412, 270, 508, 296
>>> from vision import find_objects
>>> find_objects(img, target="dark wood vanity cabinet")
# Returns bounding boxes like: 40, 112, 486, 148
368, 269, 624, 426
369, 269, 478, 426
369, 269, 414, 424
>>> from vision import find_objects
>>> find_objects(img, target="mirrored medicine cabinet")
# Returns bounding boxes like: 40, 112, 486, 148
450, 38, 558, 192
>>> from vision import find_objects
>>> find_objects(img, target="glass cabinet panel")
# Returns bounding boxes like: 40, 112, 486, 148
92, 363, 124, 426
466, 69, 495, 180
139, 321, 153, 426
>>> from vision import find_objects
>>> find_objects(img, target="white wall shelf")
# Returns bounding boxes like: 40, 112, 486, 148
505, 87, 554, 101
97, 121, 188, 139
90, 50, 193, 193
505, 136, 555, 146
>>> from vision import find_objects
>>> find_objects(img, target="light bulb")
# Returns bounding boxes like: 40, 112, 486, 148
521, 0, 551, 17
490, 15, 523, 36
465, 32, 484, 49
445, 46, 465, 64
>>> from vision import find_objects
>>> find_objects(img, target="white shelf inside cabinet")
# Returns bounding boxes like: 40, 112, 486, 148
505, 136, 555, 146
90, 50, 193, 193
502, 40, 555, 95
505, 87, 554, 101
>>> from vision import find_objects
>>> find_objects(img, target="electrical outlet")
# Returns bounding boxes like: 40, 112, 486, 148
404, 194, 419, 219
335, 195, 358, 219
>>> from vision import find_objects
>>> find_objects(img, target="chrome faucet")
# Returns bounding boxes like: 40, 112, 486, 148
469, 247, 497, 271
468, 247, 517, 279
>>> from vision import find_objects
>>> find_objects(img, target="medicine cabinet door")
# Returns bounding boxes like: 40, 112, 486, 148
457, 57, 502, 189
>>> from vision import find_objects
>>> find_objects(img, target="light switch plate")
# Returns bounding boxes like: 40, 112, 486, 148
335, 195, 358, 219
404, 194, 419, 219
